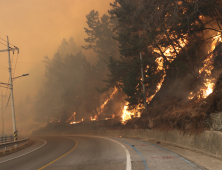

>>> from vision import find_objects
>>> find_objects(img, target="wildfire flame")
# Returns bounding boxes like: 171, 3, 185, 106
90, 117, 96, 121
86, 35, 187, 124
121, 35, 187, 124
70, 118, 84, 125
99, 87, 118, 113
202, 79, 215, 98
147, 35, 187, 103
189, 33, 221, 99
121, 102, 141, 124
91, 87, 118, 120
67, 32, 220, 125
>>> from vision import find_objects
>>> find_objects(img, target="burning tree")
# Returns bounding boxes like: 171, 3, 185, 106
105, 0, 222, 125
33, 0, 222, 129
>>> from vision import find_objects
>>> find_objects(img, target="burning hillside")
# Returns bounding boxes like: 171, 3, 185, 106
81, 31, 222, 131
49, 35, 222, 134
33, 1, 222, 134
61, 31, 222, 130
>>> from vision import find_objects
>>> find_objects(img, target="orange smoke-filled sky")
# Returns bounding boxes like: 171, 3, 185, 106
0, 0, 112, 73
0, 0, 113, 134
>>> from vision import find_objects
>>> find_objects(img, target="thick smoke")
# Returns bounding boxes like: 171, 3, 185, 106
0, 0, 113, 136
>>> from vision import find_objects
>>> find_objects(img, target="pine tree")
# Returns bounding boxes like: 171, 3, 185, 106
83, 10, 119, 90
107, 0, 222, 108
34, 39, 100, 123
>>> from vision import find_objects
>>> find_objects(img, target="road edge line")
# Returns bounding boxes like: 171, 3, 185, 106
0, 138, 47, 164
115, 138, 150, 170
93, 136, 132, 170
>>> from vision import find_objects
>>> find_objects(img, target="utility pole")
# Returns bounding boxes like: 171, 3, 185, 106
7, 36, 17, 141
140, 52, 147, 109
0, 36, 19, 141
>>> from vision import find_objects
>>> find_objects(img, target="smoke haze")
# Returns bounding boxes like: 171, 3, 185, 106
0, 0, 113, 135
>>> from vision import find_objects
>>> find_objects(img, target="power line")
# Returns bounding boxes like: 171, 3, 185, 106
13, 52, 19, 77
11, 62, 44, 65
0, 85, 9, 89
0, 65, 8, 69
0, 67, 8, 71
0, 41, 7, 47
0, 65, 8, 70
0, 37, 7, 43
11, 51, 14, 65
0, 37, 17, 48
4, 73, 10, 99
0, 31, 7, 36
1, 55, 16, 99
3, 94, 10, 114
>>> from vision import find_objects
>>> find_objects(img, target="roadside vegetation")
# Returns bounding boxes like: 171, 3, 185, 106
32, 0, 222, 133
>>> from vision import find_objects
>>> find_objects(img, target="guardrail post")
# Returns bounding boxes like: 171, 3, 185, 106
0, 138, 29, 150
14, 131, 17, 141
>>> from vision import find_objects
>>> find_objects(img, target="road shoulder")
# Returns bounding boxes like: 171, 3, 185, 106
0, 138, 46, 164
138, 138, 222, 170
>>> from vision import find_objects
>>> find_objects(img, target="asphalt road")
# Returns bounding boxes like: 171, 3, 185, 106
0, 135, 207, 170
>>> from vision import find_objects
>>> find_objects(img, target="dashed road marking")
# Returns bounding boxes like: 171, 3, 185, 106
38, 139, 78, 170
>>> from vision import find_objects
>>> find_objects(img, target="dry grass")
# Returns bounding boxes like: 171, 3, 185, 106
124, 74, 222, 134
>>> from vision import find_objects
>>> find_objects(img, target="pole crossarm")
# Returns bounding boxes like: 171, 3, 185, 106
0, 85, 9, 89
0, 47, 19, 53
12, 76, 22, 80
0, 82, 10, 86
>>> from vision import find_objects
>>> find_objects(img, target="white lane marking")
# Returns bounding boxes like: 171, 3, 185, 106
90, 136, 132, 170
0, 138, 47, 164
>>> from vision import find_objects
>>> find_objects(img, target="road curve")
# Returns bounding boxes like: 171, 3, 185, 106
0, 135, 207, 170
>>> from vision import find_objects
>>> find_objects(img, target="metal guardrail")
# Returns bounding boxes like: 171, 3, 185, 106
0, 138, 29, 149
0, 135, 14, 143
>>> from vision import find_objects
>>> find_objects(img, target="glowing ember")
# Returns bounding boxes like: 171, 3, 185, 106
49, 117, 61, 123
212, 33, 222, 50
91, 117, 96, 121
70, 118, 84, 124
199, 53, 214, 76
105, 114, 115, 120
188, 92, 194, 100
70, 121, 80, 124
154, 35, 187, 62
